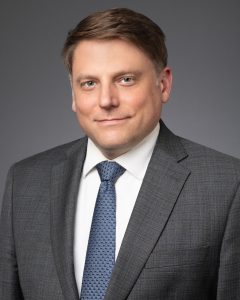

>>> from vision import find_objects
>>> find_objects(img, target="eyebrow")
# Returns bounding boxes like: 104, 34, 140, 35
75, 70, 143, 83
113, 70, 143, 80
75, 74, 98, 83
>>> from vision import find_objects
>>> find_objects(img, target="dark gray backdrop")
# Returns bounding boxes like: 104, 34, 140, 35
1, 0, 240, 208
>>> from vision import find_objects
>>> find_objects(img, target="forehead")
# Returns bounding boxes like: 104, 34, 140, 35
71, 39, 156, 75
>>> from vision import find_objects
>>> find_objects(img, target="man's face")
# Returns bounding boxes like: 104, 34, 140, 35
71, 39, 172, 159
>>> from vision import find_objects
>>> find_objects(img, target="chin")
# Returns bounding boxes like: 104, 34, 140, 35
95, 134, 128, 148
96, 140, 130, 158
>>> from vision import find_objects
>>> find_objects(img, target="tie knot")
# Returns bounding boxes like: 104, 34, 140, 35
96, 161, 125, 183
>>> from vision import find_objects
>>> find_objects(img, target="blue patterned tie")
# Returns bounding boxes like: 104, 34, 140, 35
80, 161, 125, 300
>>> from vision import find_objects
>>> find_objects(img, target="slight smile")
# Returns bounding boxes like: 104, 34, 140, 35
95, 117, 131, 126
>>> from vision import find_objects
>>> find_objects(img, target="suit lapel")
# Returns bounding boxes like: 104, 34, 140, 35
105, 121, 191, 300
50, 138, 87, 300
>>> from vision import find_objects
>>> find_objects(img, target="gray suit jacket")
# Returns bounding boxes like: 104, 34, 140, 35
1, 121, 240, 300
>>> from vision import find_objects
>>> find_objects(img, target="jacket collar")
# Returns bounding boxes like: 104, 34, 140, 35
50, 137, 88, 300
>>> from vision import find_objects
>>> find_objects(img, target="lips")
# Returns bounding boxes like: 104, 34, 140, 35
95, 116, 131, 125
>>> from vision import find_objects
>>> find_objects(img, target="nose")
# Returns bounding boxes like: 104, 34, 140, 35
99, 83, 119, 109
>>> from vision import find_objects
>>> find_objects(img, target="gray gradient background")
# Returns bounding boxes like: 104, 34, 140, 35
0, 1, 240, 209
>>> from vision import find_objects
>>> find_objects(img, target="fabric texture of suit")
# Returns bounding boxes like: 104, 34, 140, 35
0, 120, 240, 300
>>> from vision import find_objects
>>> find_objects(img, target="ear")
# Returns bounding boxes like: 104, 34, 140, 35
69, 74, 77, 112
158, 67, 173, 103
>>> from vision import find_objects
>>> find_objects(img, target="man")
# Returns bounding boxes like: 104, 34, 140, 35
0, 7, 240, 300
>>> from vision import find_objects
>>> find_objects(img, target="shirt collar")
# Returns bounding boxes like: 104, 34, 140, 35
82, 123, 160, 180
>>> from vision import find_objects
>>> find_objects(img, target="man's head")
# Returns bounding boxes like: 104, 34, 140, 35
63, 8, 172, 159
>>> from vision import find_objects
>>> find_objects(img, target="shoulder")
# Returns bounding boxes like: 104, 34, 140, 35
179, 136, 240, 180
12, 136, 87, 174
5, 137, 88, 196
159, 121, 240, 179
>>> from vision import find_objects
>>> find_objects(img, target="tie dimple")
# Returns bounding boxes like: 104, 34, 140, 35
80, 161, 125, 300
96, 161, 126, 182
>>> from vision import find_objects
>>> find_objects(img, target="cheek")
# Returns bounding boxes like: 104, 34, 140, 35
126, 84, 160, 106
73, 95, 95, 117
132, 92, 161, 117
122, 89, 148, 111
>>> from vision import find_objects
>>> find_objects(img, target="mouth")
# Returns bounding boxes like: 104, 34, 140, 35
95, 117, 131, 126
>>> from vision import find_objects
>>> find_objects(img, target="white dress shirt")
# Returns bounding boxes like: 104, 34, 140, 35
74, 123, 160, 295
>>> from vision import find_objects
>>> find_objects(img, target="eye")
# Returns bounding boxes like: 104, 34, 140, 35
80, 80, 96, 89
119, 76, 135, 85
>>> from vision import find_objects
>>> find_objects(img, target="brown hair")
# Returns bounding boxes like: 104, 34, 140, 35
62, 8, 168, 74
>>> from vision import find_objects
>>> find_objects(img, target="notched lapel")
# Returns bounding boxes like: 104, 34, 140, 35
105, 122, 191, 300
50, 139, 87, 300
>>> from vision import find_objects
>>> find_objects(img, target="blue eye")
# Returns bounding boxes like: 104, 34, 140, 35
81, 80, 96, 89
120, 76, 135, 85
123, 77, 132, 82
